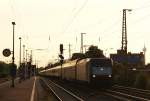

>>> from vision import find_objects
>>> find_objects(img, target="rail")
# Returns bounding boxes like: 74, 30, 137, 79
106, 89, 149, 101
41, 78, 84, 101
112, 85, 150, 99
41, 78, 62, 101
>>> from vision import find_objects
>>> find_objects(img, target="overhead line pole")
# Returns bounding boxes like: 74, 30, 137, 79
121, 9, 132, 54
69, 43, 71, 58
81, 33, 86, 53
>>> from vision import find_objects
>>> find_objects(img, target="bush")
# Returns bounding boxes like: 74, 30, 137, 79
146, 78, 150, 90
113, 62, 127, 85
0, 61, 12, 78
134, 73, 147, 89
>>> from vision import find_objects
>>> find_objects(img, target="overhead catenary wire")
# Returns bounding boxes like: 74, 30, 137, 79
8, 0, 29, 44
61, 0, 89, 35
132, 0, 150, 11
9, 0, 16, 21
74, 0, 150, 50
75, 0, 150, 33
7, 0, 150, 64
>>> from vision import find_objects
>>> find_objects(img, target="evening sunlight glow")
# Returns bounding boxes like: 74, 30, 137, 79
0, 0, 150, 67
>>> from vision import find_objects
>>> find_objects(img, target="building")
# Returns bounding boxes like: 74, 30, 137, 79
110, 50, 144, 67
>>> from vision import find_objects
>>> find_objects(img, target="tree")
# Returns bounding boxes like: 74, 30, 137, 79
85, 45, 105, 58
71, 53, 86, 60
0, 61, 11, 77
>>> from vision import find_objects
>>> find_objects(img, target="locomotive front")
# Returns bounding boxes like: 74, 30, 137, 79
89, 58, 113, 85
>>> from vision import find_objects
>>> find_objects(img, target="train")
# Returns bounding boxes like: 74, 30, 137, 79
39, 58, 113, 86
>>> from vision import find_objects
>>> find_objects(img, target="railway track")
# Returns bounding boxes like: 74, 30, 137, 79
102, 85, 150, 101
104, 89, 149, 101
110, 85, 150, 100
40, 77, 150, 101
40, 78, 84, 101
40, 78, 135, 101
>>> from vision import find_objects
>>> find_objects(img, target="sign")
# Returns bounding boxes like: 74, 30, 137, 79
3, 49, 11, 57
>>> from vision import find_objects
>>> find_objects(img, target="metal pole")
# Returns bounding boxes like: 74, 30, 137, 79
69, 43, 71, 58
80, 33, 83, 53
143, 44, 146, 65
26, 50, 28, 78
30, 50, 32, 77
18, 37, 22, 82
23, 45, 26, 79
23, 45, 25, 63
81, 33, 86, 53
26, 50, 28, 63
12, 22, 15, 65
19, 37, 21, 67
121, 9, 132, 54
30, 50, 32, 63
11, 21, 16, 88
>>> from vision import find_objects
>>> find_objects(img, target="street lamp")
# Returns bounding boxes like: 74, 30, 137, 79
23, 45, 25, 63
22, 45, 26, 79
11, 21, 16, 88
19, 37, 22, 67
25, 49, 28, 78
12, 22, 15, 64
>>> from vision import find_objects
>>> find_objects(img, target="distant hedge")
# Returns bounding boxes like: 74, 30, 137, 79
113, 62, 150, 90
0, 61, 11, 77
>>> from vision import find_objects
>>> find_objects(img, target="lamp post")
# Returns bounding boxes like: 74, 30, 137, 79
25, 49, 28, 78
11, 21, 16, 87
23, 45, 26, 79
12, 22, 15, 65
18, 37, 22, 82
23, 45, 25, 63
19, 37, 22, 67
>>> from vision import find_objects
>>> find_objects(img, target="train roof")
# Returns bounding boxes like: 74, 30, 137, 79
39, 65, 61, 73
40, 58, 112, 73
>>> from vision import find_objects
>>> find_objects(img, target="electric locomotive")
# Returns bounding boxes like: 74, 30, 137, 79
75, 58, 113, 85
39, 58, 113, 86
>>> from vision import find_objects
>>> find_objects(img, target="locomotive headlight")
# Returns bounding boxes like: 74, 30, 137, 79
100, 68, 104, 71
92, 75, 96, 78
86, 58, 90, 62
108, 75, 112, 77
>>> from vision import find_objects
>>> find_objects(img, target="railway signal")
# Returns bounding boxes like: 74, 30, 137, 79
59, 44, 64, 79
60, 44, 63, 54
59, 54, 64, 60
59, 55, 64, 65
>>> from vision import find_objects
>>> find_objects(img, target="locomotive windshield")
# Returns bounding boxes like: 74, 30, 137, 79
90, 59, 112, 67
90, 58, 112, 75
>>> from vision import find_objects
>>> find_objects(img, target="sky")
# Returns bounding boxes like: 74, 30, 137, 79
0, 0, 150, 67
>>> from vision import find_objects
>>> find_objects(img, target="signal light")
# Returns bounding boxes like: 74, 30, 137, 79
60, 44, 63, 54
59, 54, 64, 60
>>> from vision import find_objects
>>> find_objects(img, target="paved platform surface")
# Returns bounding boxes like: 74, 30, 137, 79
0, 77, 37, 101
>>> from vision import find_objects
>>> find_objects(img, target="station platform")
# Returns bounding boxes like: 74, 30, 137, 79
0, 77, 38, 101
